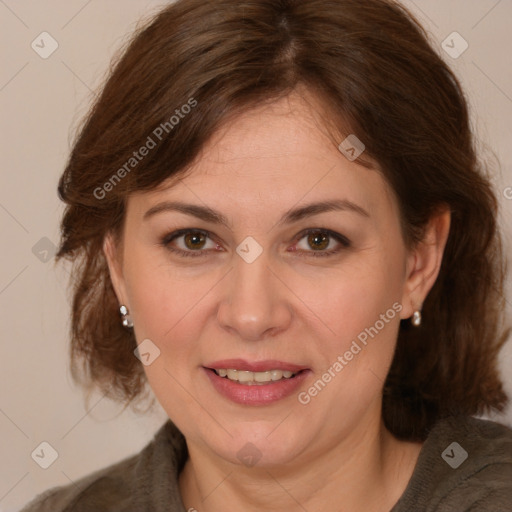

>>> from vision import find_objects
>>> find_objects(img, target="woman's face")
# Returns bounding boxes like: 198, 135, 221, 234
106, 92, 423, 467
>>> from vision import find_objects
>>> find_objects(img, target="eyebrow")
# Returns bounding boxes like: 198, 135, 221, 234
143, 199, 370, 226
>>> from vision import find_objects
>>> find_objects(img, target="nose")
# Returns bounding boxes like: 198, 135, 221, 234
216, 251, 293, 341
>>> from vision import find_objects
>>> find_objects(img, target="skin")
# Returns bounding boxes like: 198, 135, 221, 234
104, 90, 451, 512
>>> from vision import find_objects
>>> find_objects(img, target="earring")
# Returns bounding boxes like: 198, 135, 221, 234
120, 305, 134, 328
411, 310, 422, 327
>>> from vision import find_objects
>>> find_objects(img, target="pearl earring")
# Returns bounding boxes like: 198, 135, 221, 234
120, 305, 134, 328
411, 310, 422, 327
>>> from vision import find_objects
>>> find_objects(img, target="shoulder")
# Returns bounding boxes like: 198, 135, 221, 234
20, 420, 188, 512
19, 452, 140, 512
393, 415, 512, 512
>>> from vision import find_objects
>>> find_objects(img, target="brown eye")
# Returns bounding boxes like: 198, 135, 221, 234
161, 229, 219, 257
184, 231, 207, 250
307, 231, 330, 251
293, 229, 351, 258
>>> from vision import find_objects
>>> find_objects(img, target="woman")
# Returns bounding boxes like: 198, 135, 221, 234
22, 0, 512, 510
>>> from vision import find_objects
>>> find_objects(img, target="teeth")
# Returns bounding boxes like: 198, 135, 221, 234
214, 368, 297, 384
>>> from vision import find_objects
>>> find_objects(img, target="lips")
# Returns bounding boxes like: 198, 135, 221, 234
202, 359, 311, 405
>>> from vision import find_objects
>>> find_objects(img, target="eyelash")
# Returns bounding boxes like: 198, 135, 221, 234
160, 228, 351, 258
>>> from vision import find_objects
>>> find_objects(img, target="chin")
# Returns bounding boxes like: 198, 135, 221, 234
208, 424, 308, 468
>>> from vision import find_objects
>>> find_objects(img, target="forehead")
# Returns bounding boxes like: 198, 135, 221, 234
128, 91, 398, 225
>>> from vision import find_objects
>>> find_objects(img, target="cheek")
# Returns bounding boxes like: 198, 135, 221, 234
123, 246, 218, 341
295, 257, 403, 337
123, 259, 216, 415
288, 256, 404, 400
291, 266, 402, 421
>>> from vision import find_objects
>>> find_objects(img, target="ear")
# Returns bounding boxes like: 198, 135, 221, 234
400, 206, 451, 320
103, 231, 129, 308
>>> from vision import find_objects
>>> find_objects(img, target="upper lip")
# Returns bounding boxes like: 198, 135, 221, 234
204, 359, 309, 372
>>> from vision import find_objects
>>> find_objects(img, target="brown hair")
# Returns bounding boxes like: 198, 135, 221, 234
55, 0, 510, 440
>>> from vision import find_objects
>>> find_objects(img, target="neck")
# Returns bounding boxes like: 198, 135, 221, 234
178, 413, 422, 512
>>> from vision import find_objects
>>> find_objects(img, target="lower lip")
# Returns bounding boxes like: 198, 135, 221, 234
203, 367, 310, 406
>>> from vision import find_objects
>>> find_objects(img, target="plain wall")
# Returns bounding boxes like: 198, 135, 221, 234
1, 1, 511, 510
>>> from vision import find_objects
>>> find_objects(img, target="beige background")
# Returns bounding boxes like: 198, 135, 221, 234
1, 1, 511, 510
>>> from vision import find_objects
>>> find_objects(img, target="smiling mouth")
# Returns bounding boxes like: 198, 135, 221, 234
209, 368, 304, 385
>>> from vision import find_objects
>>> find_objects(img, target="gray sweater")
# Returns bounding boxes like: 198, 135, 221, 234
21, 415, 512, 511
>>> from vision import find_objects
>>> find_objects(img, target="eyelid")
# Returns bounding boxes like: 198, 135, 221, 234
293, 228, 351, 247
166, 228, 217, 249
289, 228, 351, 258
160, 228, 221, 258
